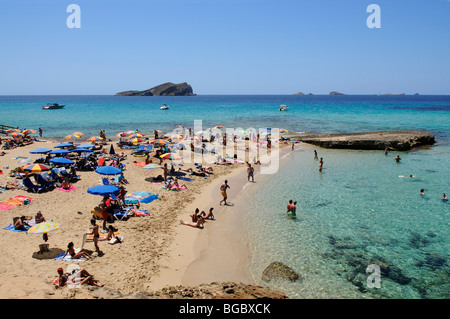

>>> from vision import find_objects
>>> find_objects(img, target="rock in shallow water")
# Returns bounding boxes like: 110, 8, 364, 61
262, 261, 301, 282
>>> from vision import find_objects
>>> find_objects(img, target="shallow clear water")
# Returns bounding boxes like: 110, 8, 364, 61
243, 144, 450, 299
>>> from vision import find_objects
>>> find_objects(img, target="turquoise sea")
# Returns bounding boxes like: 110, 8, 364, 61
1, 95, 449, 298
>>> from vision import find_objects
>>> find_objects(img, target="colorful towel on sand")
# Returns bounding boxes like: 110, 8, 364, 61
57, 185, 78, 192
131, 191, 159, 203
132, 161, 146, 167
54, 251, 87, 261
3, 223, 29, 232
0, 203, 16, 211
0, 195, 34, 210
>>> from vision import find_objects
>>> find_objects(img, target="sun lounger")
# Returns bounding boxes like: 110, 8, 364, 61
22, 177, 46, 193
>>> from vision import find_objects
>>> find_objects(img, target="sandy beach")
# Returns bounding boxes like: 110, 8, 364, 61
0, 136, 293, 298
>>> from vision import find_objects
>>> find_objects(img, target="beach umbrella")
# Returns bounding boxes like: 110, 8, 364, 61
6, 128, 21, 133
168, 134, 183, 141
73, 132, 85, 136
29, 148, 52, 154
150, 139, 168, 145
77, 144, 95, 149
87, 185, 120, 196
71, 148, 93, 153
22, 129, 36, 135
116, 132, 128, 137
28, 221, 60, 234
129, 133, 144, 138
109, 144, 116, 155
85, 136, 103, 142
172, 143, 186, 150
65, 134, 81, 139
95, 166, 122, 175
49, 149, 71, 155
54, 142, 74, 148
49, 158, 75, 165
279, 129, 288, 133
128, 138, 143, 144
11, 132, 23, 137
213, 126, 224, 129
143, 163, 162, 169
160, 153, 182, 160
22, 163, 51, 173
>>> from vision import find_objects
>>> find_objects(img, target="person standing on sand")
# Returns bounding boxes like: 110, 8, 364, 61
88, 219, 101, 254
220, 180, 230, 206
247, 163, 254, 182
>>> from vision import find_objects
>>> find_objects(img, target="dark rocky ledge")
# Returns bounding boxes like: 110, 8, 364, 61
297, 130, 435, 151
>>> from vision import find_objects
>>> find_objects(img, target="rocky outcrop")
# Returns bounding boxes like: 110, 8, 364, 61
293, 92, 305, 95
116, 82, 195, 96
297, 130, 435, 151
262, 262, 300, 282
55, 282, 288, 299
329, 91, 344, 95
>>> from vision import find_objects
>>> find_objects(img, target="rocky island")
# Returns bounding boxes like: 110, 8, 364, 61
297, 130, 436, 151
115, 82, 195, 96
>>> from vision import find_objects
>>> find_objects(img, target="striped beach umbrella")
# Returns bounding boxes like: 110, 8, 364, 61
73, 132, 85, 136
116, 132, 128, 137
65, 134, 81, 139
22, 129, 36, 135
28, 221, 60, 234
128, 138, 143, 144
85, 136, 103, 142
22, 163, 51, 173
150, 139, 168, 145
160, 153, 182, 160
213, 125, 224, 129
129, 133, 145, 138
279, 129, 288, 133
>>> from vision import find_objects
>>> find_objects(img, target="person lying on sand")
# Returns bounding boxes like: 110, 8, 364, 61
62, 242, 93, 260
180, 216, 205, 229
200, 207, 215, 220
57, 267, 103, 287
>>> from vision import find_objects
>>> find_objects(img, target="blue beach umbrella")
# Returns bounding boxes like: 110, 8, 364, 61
54, 142, 74, 148
87, 185, 120, 196
77, 144, 95, 149
49, 158, 75, 165
71, 148, 93, 153
95, 166, 122, 175
29, 148, 52, 154
49, 149, 71, 155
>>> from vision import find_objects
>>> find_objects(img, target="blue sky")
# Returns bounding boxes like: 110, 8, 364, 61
0, 0, 449, 95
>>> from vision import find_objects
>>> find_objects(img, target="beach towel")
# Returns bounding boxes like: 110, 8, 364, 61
57, 185, 78, 192
178, 177, 194, 182
0, 203, 16, 211
131, 191, 158, 203
54, 251, 87, 261
2, 223, 29, 232
132, 161, 147, 167
10, 195, 34, 202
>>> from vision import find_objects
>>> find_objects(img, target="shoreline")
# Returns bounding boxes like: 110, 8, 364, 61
149, 142, 297, 290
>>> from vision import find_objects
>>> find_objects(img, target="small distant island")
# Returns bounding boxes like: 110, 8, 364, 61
115, 82, 195, 96
329, 91, 344, 95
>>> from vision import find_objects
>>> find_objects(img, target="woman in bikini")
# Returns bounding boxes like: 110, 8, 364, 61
63, 242, 93, 260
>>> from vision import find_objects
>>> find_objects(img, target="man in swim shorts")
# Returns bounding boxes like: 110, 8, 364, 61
220, 180, 230, 206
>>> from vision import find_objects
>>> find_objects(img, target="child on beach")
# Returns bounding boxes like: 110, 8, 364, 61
88, 219, 101, 254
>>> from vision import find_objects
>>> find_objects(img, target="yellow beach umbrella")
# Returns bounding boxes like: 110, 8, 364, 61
85, 136, 103, 142
65, 134, 81, 139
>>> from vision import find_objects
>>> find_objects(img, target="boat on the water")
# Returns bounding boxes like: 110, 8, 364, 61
279, 104, 288, 111
160, 104, 169, 110
42, 103, 65, 110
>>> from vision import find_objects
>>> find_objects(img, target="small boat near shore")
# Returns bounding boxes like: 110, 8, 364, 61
160, 104, 169, 110
42, 103, 65, 110
279, 104, 288, 111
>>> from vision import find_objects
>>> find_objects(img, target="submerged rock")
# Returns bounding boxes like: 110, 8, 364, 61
262, 262, 300, 282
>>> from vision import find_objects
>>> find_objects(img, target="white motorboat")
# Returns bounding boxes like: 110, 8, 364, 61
160, 104, 169, 110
